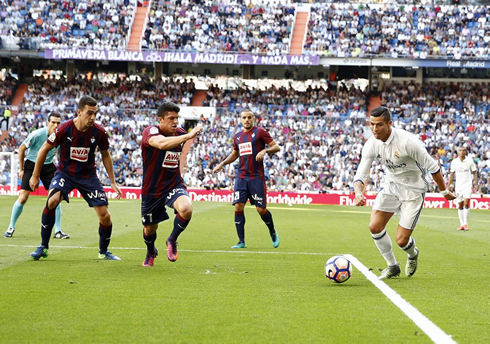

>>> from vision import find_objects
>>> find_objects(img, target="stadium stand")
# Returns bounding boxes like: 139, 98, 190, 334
304, 3, 490, 59
1, 75, 489, 195
0, 0, 136, 50
1, 0, 490, 195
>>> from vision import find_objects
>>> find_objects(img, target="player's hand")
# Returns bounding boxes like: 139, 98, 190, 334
18, 170, 24, 179
443, 191, 457, 201
354, 193, 366, 206
256, 150, 266, 162
212, 164, 222, 174
189, 125, 203, 139
29, 176, 40, 191
111, 183, 123, 199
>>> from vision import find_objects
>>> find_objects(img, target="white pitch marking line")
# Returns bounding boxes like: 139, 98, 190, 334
344, 254, 456, 344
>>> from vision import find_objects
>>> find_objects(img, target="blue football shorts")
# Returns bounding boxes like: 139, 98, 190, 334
141, 186, 189, 226
50, 171, 108, 207
233, 178, 267, 208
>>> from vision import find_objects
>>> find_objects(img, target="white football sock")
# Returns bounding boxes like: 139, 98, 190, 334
401, 237, 418, 258
372, 229, 397, 266
458, 209, 464, 226
463, 207, 470, 226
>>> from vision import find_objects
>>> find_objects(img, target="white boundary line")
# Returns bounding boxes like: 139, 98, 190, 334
344, 254, 456, 344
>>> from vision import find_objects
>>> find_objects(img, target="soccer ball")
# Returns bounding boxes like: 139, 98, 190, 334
325, 255, 352, 283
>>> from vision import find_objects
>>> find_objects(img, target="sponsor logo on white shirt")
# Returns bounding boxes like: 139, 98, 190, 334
70, 147, 90, 162
239, 142, 252, 156
162, 151, 181, 169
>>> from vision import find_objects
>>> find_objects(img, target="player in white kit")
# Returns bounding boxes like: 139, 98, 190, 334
447, 147, 478, 231
353, 107, 456, 279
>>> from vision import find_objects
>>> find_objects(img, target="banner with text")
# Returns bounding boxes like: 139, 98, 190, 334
1, 186, 489, 210
45, 49, 320, 66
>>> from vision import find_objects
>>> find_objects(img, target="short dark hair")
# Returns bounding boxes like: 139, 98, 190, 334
47, 112, 61, 122
157, 102, 180, 118
78, 96, 97, 110
370, 106, 391, 122
240, 109, 254, 116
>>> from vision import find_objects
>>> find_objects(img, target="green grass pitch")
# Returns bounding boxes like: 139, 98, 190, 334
0, 196, 488, 343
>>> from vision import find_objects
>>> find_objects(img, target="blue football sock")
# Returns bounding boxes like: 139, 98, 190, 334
234, 211, 245, 243
41, 206, 56, 248
99, 223, 113, 254
260, 209, 275, 234
143, 230, 157, 253
9, 200, 24, 229
169, 214, 190, 242
54, 204, 62, 233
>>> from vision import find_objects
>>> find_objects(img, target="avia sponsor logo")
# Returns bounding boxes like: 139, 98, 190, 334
87, 189, 107, 201
239, 142, 252, 156
162, 151, 181, 169
70, 147, 90, 162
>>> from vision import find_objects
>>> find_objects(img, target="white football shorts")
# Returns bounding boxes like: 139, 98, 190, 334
455, 185, 472, 203
373, 183, 425, 230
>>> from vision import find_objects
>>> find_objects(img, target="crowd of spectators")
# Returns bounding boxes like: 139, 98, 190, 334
0, 71, 17, 106
0, 74, 195, 187
185, 107, 490, 196
0, 0, 135, 50
305, 3, 490, 59
3, 0, 490, 60
1, 76, 489, 195
143, 0, 295, 55
201, 79, 368, 118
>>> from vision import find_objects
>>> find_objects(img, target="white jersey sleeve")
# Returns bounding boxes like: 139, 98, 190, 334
353, 137, 376, 185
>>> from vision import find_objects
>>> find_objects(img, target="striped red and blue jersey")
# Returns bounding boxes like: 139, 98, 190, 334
47, 119, 109, 178
141, 125, 187, 198
233, 126, 274, 180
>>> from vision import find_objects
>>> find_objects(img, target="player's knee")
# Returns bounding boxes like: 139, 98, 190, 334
179, 204, 193, 219
46, 191, 61, 210
368, 223, 383, 234
256, 207, 267, 216
18, 195, 29, 204
143, 225, 157, 236
395, 234, 410, 247
98, 211, 112, 225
